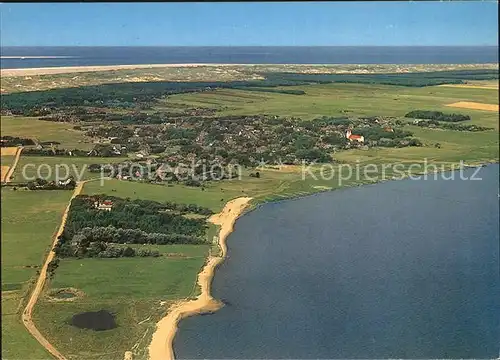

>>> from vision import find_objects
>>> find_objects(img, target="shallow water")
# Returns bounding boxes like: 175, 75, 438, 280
175, 165, 499, 359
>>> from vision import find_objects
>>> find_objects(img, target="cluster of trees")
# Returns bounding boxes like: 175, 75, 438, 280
372, 138, 422, 148
308, 117, 351, 128
47, 258, 60, 279
62, 195, 210, 243
234, 87, 305, 95
55, 236, 162, 258
347, 126, 423, 148
24, 145, 124, 157
1, 136, 34, 147
413, 119, 492, 132
264, 69, 499, 87
119, 197, 214, 216
351, 126, 413, 141
55, 195, 213, 258
405, 110, 470, 122
23, 148, 89, 157
27, 177, 76, 190
89, 144, 127, 157
85, 125, 134, 139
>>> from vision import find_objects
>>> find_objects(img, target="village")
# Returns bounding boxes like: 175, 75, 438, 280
6, 112, 421, 163
2, 111, 424, 188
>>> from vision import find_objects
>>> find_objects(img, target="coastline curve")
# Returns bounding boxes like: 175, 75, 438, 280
148, 196, 253, 360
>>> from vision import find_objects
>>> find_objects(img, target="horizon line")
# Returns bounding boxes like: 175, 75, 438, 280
1, 45, 498, 48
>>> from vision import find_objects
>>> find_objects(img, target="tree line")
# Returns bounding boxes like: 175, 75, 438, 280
1, 136, 34, 147
405, 110, 471, 122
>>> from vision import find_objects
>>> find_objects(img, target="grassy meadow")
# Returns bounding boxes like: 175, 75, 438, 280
0, 116, 94, 150
0, 75, 498, 359
167, 83, 499, 126
12, 156, 128, 183
1, 189, 72, 359
33, 245, 208, 360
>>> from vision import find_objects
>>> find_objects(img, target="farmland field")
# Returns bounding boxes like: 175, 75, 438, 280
1, 188, 72, 359
1, 147, 19, 156
0, 116, 94, 150
166, 83, 499, 127
12, 156, 128, 183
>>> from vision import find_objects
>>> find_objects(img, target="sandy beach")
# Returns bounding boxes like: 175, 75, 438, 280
0, 63, 256, 77
147, 196, 253, 360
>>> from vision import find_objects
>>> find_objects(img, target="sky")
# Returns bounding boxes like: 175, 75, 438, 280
1, 2, 498, 47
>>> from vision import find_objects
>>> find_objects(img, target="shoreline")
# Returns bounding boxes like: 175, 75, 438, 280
146, 162, 497, 360
147, 196, 253, 360
1, 62, 498, 77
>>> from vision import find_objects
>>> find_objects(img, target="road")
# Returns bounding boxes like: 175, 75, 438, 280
3, 146, 23, 183
21, 180, 87, 360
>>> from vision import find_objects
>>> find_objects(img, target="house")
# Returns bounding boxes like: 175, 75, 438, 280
345, 130, 365, 143
94, 200, 113, 211
384, 127, 394, 132
58, 178, 73, 186
112, 146, 121, 155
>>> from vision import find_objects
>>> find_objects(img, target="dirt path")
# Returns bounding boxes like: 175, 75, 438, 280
21, 180, 87, 360
148, 197, 253, 360
2, 146, 23, 183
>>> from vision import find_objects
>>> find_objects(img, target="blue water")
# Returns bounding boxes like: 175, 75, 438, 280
175, 165, 500, 359
1, 46, 498, 69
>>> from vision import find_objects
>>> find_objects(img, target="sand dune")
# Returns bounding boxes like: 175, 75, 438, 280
148, 197, 253, 360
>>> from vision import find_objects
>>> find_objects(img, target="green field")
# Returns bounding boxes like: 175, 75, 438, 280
1, 155, 15, 167
1, 74, 498, 359
167, 83, 499, 127
12, 156, 128, 183
1, 189, 72, 359
33, 245, 208, 360
0, 116, 94, 150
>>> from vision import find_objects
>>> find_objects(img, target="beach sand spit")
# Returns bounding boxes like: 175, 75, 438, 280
445, 101, 499, 112
148, 197, 253, 360
0, 64, 254, 77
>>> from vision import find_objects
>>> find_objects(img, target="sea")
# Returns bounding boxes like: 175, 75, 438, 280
0, 46, 498, 69
174, 165, 500, 359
